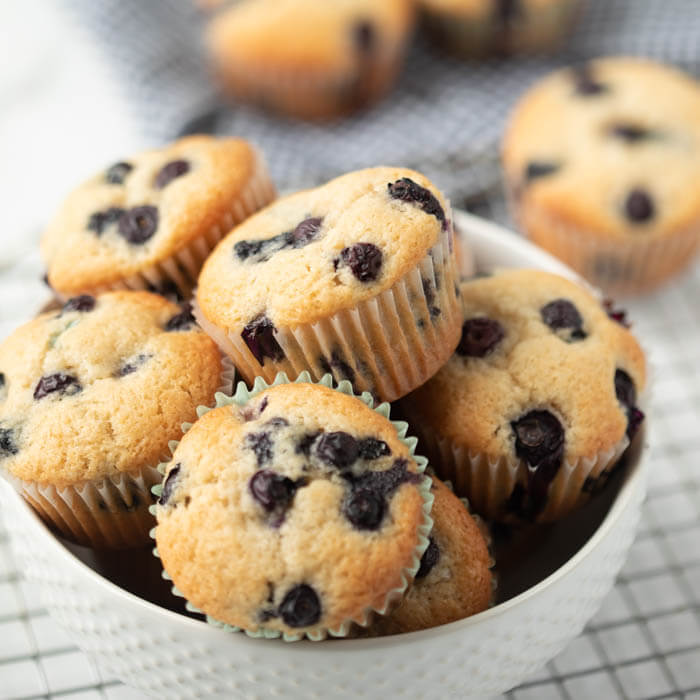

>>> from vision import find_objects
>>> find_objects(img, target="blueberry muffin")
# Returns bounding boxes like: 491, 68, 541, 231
195, 167, 462, 402
41, 135, 275, 301
420, 0, 583, 57
205, 0, 415, 120
398, 269, 646, 523
154, 380, 432, 640
503, 57, 700, 294
367, 477, 492, 635
0, 291, 228, 548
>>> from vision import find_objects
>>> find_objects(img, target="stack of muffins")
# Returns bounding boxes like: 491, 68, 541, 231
0, 125, 647, 640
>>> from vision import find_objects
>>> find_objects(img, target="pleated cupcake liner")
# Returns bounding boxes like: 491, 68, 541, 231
421, 0, 583, 58
53, 150, 276, 303
193, 218, 462, 403
150, 370, 435, 641
511, 194, 700, 296
416, 426, 630, 524
4, 357, 235, 550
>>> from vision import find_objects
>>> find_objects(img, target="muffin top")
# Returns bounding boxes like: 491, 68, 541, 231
0, 291, 223, 486
503, 57, 700, 240
197, 166, 452, 330
154, 381, 431, 639
401, 269, 645, 512
41, 136, 263, 295
368, 477, 492, 635
207, 0, 414, 72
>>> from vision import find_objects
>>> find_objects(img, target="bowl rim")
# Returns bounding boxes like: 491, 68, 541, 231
0, 210, 649, 651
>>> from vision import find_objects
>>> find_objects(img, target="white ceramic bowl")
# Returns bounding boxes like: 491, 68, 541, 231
0, 212, 649, 699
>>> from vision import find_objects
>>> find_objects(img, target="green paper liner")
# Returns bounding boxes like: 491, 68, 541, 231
150, 370, 434, 641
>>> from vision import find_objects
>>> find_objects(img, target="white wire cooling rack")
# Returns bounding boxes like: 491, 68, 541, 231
1, 189, 699, 699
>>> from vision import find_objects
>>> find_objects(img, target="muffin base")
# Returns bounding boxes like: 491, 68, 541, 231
194, 222, 462, 403
4, 358, 235, 549
514, 198, 700, 295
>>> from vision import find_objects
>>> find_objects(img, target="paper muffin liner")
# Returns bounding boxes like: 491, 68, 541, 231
53, 150, 276, 303
421, 0, 583, 58
149, 370, 435, 641
209, 33, 410, 120
4, 357, 235, 550
194, 219, 462, 404
511, 194, 700, 296
415, 423, 631, 524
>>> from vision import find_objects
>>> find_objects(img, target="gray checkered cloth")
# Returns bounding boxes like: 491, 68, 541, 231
59, 0, 700, 205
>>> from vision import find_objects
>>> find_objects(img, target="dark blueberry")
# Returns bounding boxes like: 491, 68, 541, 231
279, 584, 321, 628
165, 305, 196, 331
87, 207, 124, 235
249, 470, 298, 511
105, 161, 133, 185
540, 299, 586, 340
62, 295, 96, 313
525, 161, 560, 182
421, 277, 441, 319
241, 315, 284, 365
259, 396, 269, 414
118, 205, 159, 244
0, 427, 18, 457
289, 217, 323, 247
615, 369, 645, 439
0, 373, 5, 389
358, 437, 390, 461
511, 410, 565, 517
33, 373, 82, 400
146, 279, 183, 304
624, 189, 655, 223
457, 318, 505, 357
349, 458, 421, 495
388, 177, 447, 231
342, 488, 385, 530
258, 609, 278, 623
319, 350, 356, 384
116, 354, 149, 377
602, 299, 630, 327
494, 0, 521, 24
512, 410, 564, 469
315, 431, 359, 469
155, 160, 190, 189
296, 431, 321, 456
572, 64, 609, 96
610, 124, 654, 143
353, 20, 375, 52
159, 464, 181, 506
416, 537, 440, 578
234, 239, 266, 261
246, 431, 274, 467
339, 243, 383, 283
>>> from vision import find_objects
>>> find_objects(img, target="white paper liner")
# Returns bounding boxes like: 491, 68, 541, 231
209, 32, 409, 120
3, 357, 235, 550
150, 370, 435, 641
422, 0, 583, 57
194, 219, 462, 403
417, 425, 630, 524
511, 194, 700, 296
53, 151, 276, 303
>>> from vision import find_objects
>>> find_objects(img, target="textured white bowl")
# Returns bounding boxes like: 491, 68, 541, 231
0, 212, 649, 699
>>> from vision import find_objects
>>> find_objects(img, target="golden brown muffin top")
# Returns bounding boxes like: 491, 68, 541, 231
0, 291, 223, 486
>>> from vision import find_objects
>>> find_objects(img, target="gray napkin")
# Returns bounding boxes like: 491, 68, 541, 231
60, 0, 700, 205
